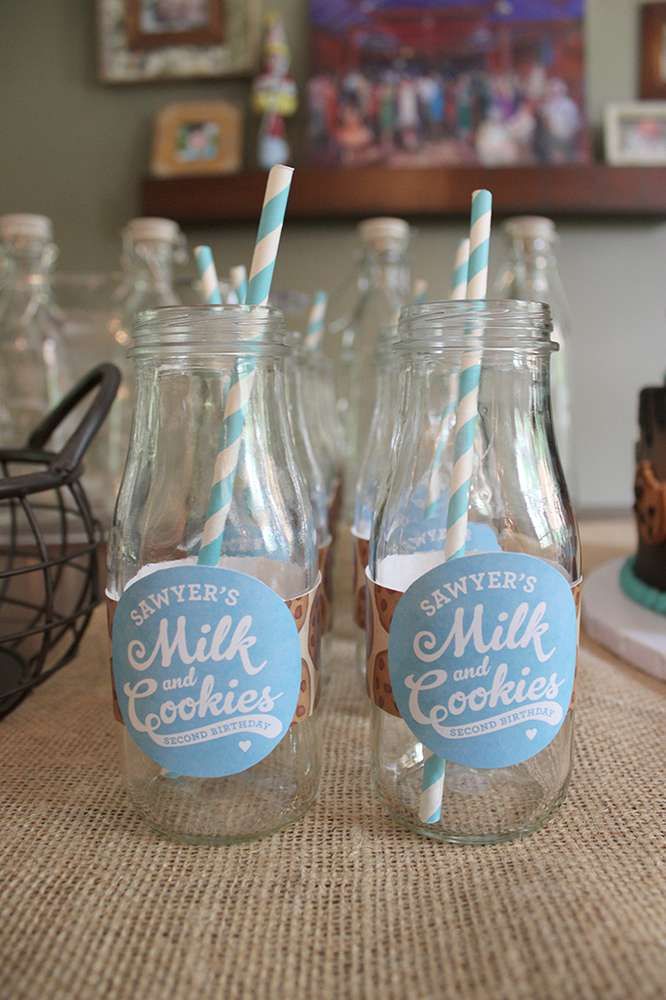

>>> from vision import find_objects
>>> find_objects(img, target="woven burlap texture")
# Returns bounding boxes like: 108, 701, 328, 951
1, 606, 664, 1000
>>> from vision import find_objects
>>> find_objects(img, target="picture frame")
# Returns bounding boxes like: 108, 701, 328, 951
640, 2, 666, 99
125, 0, 223, 51
151, 101, 243, 176
604, 101, 666, 165
307, 0, 588, 169
97, 0, 260, 83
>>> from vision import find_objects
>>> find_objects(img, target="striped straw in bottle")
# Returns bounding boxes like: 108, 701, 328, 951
197, 165, 294, 567
419, 191, 492, 825
304, 290, 328, 350
230, 265, 248, 306
424, 237, 470, 520
194, 245, 222, 305
412, 278, 429, 305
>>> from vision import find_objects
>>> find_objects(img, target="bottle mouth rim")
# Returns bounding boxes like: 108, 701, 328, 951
130, 304, 289, 357
396, 299, 556, 353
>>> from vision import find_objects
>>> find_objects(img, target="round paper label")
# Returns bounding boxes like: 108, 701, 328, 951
388, 552, 577, 769
112, 565, 301, 778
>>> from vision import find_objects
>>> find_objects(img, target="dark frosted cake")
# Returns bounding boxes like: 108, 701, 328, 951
620, 383, 666, 613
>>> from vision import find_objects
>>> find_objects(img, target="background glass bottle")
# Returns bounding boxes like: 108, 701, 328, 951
369, 301, 580, 845
106, 217, 183, 501
285, 330, 334, 661
352, 324, 401, 673
494, 216, 576, 501
0, 214, 68, 445
328, 217, 411, 519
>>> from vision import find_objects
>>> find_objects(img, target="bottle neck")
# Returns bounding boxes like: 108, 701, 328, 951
123, 239, 176, 295
1, 240, 56, 297
361, 244, 410, 308
508, 236, 559, 293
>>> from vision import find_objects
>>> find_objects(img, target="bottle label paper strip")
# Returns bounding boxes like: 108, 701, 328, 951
352, 533, 370, 630
318, 542, 334, 634
328, 476, 344, 541
109, 566, 322, 777
367, 553, 581, 769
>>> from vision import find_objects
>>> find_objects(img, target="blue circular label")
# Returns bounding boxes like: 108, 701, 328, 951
388, 552, 577, 769
111, 565, 301, 777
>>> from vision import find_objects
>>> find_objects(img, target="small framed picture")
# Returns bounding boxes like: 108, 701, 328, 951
126, 0, 223, 51
151, 101, 243, 176
640, 2, 666, 99
604, 101, 666, 165
97, 0, 260, 82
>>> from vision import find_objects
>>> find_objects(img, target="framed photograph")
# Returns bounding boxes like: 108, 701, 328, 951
640, 3, 666, 99
151, 101, 243, 176
605, 101, 666, 165
307, 0, 588, 168
98, 0, 260, 82
126, 0, 223, 51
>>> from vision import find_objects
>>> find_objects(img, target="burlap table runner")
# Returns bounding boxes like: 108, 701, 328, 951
1, 529, 664, 1000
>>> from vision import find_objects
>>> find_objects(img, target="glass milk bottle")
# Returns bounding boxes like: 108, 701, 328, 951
107, 217, 183, 497
494, 216, 576, 500
107, 306, 321, 845
285, 331, 334, 659
332, 218, 411, 519
368, 301, 580, 844
0, 214, 68, 444
352, 324, 402, 672
300, 344, 343, 532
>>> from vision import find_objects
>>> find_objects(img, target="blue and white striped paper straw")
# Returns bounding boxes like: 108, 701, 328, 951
412, 278, 429, 305
247, 166, 294, 307
304, 290, 328, 350
444, 193, 491, 562
450, 238, 471, 301
230, 264, 248, 306
194, 245, 222, 305
419, 191, 492, 825
197, 166, 294, 566
424, 238, 470, 520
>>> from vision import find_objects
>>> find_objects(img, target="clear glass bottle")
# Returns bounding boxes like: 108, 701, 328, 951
300, 346, 343, 527
330, 218, 411, 519
352, 324, 401, 672
285, 331, 334, 658
0, 214, 68, 445
107, 305, 321, 845
107, 217, 183, 501
53, 271, 120, 522
368, 301, 580, 845
494, 216, 575, 500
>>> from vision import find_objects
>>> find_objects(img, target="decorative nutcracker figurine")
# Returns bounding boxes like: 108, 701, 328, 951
252, 13, 298, 169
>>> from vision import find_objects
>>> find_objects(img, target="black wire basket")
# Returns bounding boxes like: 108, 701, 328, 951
0, 364, 120, 717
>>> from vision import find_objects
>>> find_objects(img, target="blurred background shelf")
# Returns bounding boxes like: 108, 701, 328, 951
142, 165, 666, 223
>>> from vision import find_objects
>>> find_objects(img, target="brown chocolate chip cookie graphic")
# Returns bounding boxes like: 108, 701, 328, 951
353, 537, 369, 584
308, 591, 322, 662
294, 659, 312, 721
635, 460, 666, 545
365, 590, 375, 660
319, 543, 335, 603
376, 585, 403, 633
354, 580, 367, 630
286, 594, 309, 632
370, 650, 398, 716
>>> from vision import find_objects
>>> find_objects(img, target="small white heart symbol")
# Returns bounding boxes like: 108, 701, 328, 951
526, 728, 537, 741
239, 740, 251, 752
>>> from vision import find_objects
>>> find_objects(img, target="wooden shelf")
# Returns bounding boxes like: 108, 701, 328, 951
142, 165, 666, 223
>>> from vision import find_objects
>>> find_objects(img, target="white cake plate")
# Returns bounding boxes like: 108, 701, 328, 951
583, 557, 666, 683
